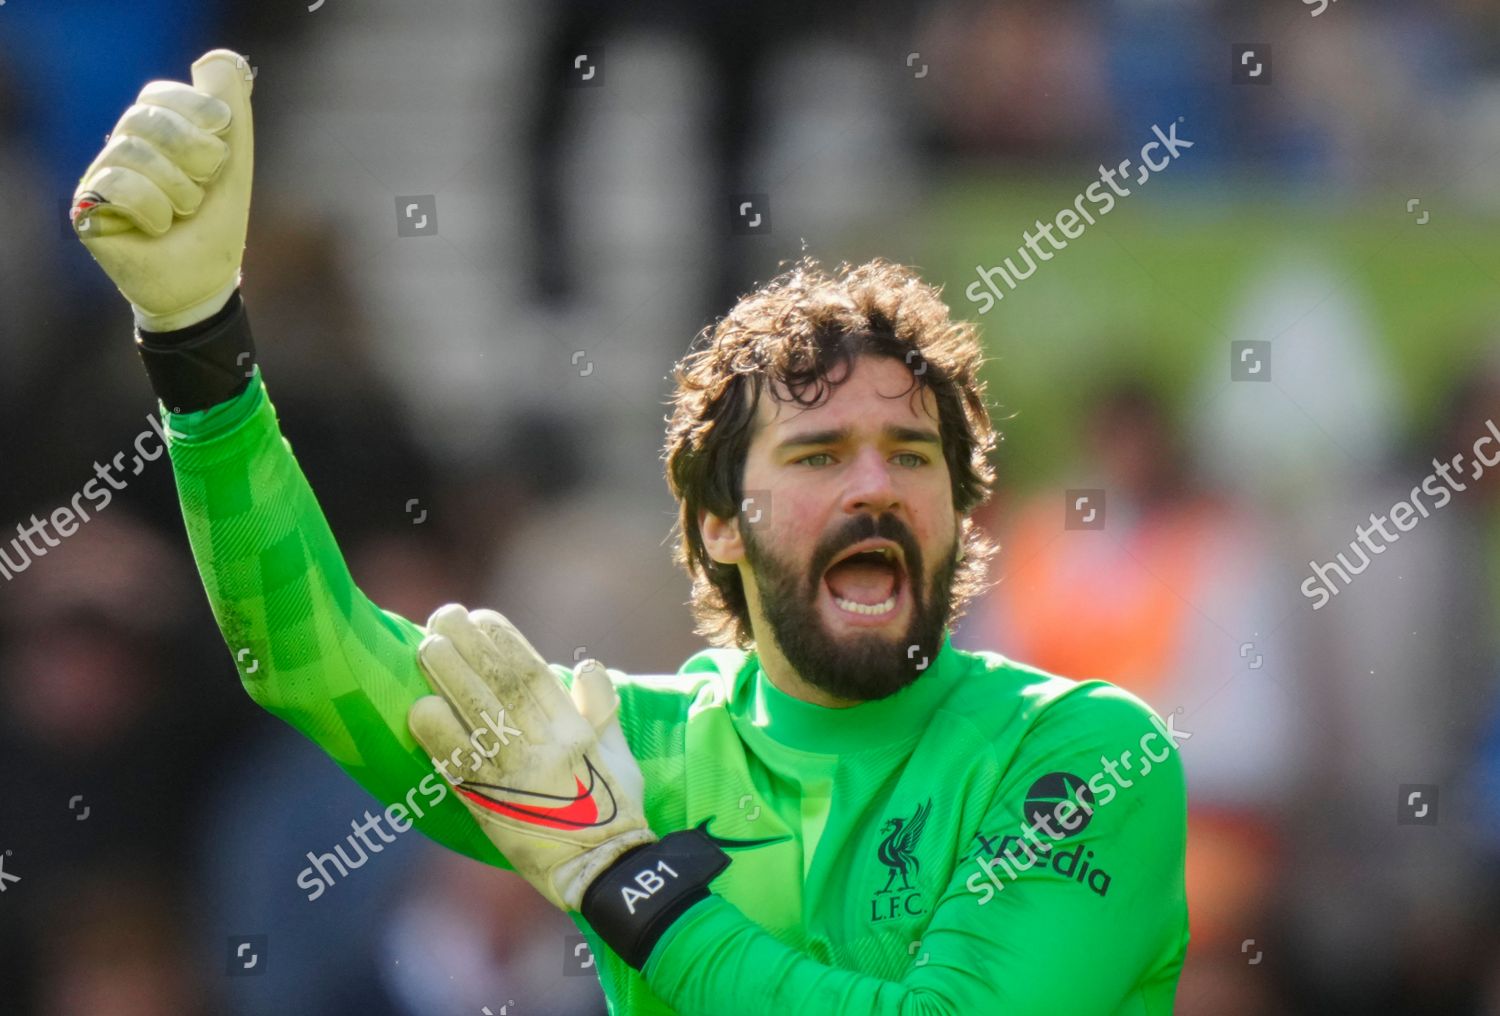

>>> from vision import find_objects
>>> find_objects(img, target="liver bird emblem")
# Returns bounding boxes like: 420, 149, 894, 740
877, 797, 932, 894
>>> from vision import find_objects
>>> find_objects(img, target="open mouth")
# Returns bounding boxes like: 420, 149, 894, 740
821, 542, 908, 622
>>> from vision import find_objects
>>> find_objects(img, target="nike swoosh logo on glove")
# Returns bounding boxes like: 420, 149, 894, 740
458, 755, 617, 830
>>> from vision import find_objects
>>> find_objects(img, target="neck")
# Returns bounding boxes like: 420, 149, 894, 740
752, 634, 864, 709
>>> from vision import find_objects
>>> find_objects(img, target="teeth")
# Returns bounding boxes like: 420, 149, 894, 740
834, 593, 897, 615
840, 545, 896, 563
828, 546, 901, 616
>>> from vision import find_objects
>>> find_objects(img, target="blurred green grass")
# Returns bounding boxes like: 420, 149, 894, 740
915, 175, 1500, 489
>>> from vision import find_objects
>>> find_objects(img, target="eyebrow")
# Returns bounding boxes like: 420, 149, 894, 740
773, 424, 942, 455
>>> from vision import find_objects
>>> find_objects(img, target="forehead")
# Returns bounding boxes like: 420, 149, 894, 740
748, 354, 941, 446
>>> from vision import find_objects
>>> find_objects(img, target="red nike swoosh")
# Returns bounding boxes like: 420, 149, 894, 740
457, 756, 615, 830
71, 192, 106, 222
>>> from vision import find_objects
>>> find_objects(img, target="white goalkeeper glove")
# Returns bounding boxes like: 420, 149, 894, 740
408, 605, 658, 913
71, 48, 254, 332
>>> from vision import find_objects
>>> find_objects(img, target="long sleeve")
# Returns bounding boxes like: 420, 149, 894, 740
161, 368, 507, 868
641, 689, 1189, 1015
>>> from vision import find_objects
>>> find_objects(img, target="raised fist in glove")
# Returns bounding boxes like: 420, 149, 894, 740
71, 48, 254, 332
408, 605, 658, 913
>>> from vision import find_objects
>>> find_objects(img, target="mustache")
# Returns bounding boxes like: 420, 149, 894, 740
810, 513, 922, 583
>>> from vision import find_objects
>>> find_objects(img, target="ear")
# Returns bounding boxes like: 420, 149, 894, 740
699, 507, 746, 566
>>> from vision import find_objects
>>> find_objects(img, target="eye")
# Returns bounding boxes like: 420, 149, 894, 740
796, 452, 835, 468
892, 452, 928, 468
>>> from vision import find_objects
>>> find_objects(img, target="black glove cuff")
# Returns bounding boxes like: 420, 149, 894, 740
581, 828, 731, 970
134, 290, 256, 413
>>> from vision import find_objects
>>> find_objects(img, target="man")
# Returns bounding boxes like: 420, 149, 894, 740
71, 50, 1188, 1014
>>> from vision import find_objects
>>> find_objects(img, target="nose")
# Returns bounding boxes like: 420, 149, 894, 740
842, 446, 901, 516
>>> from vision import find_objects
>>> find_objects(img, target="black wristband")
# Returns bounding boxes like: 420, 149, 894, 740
581, 828, 731, 970
134, 290, 256, 413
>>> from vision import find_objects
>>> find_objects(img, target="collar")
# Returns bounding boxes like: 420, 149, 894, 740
728, 631, 964, 754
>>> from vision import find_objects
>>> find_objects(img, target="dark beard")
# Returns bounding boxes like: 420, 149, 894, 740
743, 511, 958, 703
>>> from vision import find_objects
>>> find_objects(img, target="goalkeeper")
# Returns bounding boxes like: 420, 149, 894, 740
72, 50, 1188, 1015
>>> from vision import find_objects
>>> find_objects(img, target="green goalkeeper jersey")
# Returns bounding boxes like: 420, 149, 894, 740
164, 372, 1188, 1015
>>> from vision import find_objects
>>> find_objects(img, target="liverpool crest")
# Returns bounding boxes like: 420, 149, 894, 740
870, 797, 932, 921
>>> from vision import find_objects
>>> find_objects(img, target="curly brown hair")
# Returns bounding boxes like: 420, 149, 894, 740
662, 257, 1000, 649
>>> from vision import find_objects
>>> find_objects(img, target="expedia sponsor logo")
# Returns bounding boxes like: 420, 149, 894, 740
1023, 772, 1095, 836
962, 771, 1113, 905
991, 834, 1112, 897
965, 716, 1191, 906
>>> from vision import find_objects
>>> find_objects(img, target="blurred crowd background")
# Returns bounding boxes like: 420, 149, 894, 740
3, 0, 1500, 1013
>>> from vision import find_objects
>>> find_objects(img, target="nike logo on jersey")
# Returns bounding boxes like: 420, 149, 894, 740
693, 816, 791, 851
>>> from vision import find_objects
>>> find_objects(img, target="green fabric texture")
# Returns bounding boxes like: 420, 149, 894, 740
162, 373, 1188, 1015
